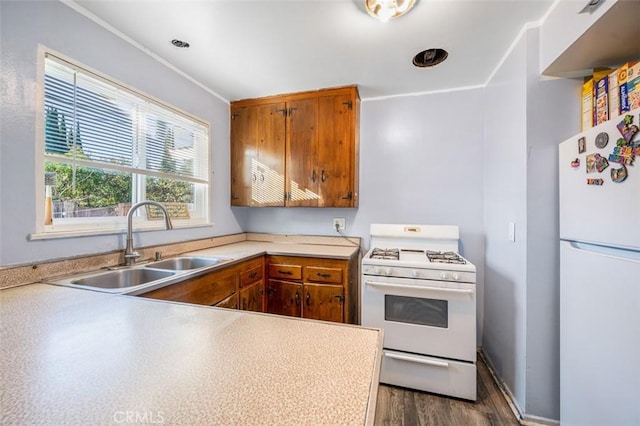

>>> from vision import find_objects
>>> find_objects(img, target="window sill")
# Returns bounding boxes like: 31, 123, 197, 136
29, 221, 214, 241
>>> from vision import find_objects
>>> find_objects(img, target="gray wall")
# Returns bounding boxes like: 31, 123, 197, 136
241, 90, 487, 343
483, 25, 580, 421
0, 1, 242, 266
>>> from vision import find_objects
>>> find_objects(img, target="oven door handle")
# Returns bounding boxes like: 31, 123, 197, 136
385, 352, 449, 368
365, 281, 474, 295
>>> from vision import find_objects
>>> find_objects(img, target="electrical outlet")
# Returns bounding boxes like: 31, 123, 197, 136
333, 217, 346, 232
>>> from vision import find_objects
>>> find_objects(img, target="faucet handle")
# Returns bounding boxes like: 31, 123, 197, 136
124, 251, 141, 265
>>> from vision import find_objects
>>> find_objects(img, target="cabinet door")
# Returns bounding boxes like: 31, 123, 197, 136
303, 283, 344, 323
266, 279, 302, 317
139, 267, 237, 306
286, 97, 319, 207
317, 92, 356, 207
240, 281, 265, 313
216, 292, 239, 309
231, 103, 286, 206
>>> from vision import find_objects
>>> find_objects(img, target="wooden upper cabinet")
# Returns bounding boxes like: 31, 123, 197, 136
317, 92, 358, 207
230, 102, 286, 207
230, 86, 359, 207
286, 97, 319, 207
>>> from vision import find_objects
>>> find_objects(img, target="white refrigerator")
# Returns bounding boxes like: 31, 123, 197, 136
559, 108, 640, 426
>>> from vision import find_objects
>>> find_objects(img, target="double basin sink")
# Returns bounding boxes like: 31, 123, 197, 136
45, 256, 232, 294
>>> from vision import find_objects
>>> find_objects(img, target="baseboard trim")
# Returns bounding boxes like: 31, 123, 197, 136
478, 349, 560, 426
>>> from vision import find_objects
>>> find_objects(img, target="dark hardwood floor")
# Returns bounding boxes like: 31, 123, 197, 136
374, 355, 520, 426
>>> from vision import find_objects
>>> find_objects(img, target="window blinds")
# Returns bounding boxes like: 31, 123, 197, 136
43, 55, 209, 183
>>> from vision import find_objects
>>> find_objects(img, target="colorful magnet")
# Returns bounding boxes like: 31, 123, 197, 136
586, 178, 604, 185
611, 164, 628, 182
571, 158, 580, 168
595, 154, 609, 172
578, 137, 586, 153
617, 115, 638, 144
609, 146, 636, 165
595, 132, 609, 149
586, 153, 596, 173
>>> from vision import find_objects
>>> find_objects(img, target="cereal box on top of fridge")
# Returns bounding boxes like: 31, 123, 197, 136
619, 61, 639, 113
608, 68, 619, 119
582, 78, 594, 131
626, 62, 640, 111
595, 75, 609, 125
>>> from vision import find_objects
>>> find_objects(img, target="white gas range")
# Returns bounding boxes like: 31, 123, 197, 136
361, 224, 477, 401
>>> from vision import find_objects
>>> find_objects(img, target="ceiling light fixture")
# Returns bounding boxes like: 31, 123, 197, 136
365, 0, 416, 22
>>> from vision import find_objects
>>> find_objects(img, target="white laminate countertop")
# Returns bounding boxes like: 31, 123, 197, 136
183, 240, 360, 261
1, 284, 382, 425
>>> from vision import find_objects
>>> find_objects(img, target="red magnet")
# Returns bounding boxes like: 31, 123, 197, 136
571, 158, 580, 168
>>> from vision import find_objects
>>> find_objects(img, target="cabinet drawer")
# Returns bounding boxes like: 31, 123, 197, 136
304, 266, 343, 284
240, 265, 263, 287
268, 264, 302, 280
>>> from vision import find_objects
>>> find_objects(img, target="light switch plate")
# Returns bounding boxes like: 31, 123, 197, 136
509, 222, 516, 242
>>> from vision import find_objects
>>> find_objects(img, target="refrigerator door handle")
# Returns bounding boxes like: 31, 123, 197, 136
562, 240, 640, 262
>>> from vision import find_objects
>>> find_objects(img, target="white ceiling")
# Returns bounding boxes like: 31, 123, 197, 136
69, 0, 555, 101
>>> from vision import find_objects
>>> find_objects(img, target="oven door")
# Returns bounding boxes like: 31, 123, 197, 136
361, 275, 476, 362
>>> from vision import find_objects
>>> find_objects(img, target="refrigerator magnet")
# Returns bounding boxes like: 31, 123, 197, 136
586, 178, 604, 185
611, 164, 628, 183
578, 137, 586, 153
617, 115, 638, 144
595, 132, 609, 149
586, 154, 597, 173
571, 158, 580, 168
594, 154, 609, 172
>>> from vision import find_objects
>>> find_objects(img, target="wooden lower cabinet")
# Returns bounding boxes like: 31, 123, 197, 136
303, 283, 344, 322
138, 253, 358, 324
266, 254, 358, 324
139, 266, 237, 306
216, 293, 239, 309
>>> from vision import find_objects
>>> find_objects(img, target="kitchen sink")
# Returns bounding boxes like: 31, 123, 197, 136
146, 256, 225, 271
71, 268, 176, 290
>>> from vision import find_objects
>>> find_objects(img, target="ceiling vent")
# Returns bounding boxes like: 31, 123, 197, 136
171, 39, 190, 48
412, 48, 448, 68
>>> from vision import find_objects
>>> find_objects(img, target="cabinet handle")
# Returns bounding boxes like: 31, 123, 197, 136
267, 287, 276, 296
306, 292, 311, 306
260, 173, 265, 183
341, 191, 353, 200
295, 291, 300, 306
277, 108, 288, 117
321, 170, 326, 182
288, 107, 297, 116
311, 170, 317, 183
249, 271, 258, 279
231, 194, 239, 200
278, 270, 292, 275
316, 272, 331, 278
334, 295, 345, 303
342, 101, 353, 110
252, 173, 257, 182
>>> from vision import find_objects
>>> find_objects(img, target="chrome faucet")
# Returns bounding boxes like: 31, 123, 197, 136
124, 201, 173, 266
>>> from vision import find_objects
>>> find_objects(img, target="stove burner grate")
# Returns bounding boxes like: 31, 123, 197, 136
370, 248, 400, 260
426, 250, 466, 264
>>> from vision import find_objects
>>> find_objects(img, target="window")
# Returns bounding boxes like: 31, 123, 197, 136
39, 53, 210, 236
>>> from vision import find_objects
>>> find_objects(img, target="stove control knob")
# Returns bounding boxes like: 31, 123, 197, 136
376, 267, 390, 276
453, 273, 460, 281
411, 270, 419, 278
440, 272, 450, 280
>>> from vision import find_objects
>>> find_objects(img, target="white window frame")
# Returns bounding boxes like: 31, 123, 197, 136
32, 46, 212, 240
